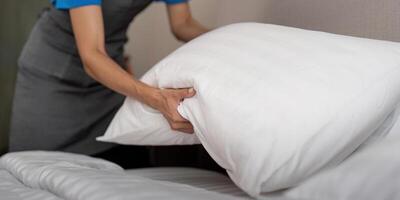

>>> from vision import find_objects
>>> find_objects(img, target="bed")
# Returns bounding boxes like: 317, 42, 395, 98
0, 151, 271, 200
1, 119, 400, 200
1, 111, 400, 200
1, 106, 400, 200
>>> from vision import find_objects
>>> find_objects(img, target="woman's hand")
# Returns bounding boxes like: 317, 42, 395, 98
148, 88, 196, 134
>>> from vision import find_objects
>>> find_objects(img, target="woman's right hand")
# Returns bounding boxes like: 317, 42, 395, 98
147, 88, 196, 134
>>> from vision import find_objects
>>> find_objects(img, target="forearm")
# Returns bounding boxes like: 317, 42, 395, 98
69, 6, 161, 109
82, 51, 160, 107
167, 3, 209, 42
173, 18, 209, 42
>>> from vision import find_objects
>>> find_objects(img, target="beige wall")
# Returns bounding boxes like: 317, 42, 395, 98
262, 0, 400, 42
125, 0, 270, 77
125, 0, 400, 78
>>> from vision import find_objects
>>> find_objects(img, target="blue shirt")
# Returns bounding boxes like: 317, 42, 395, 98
52, 0, 188, 9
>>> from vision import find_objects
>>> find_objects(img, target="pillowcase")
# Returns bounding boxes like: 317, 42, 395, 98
280, 109, 400, 200
98, 23, 400, 197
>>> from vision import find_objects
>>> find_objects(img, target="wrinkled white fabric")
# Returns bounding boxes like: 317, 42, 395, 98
0, 151, 249, 200
281, 114, 400, 200
99, 23, 400, 197
0, 169, 61, 200
127, 167, 249, 197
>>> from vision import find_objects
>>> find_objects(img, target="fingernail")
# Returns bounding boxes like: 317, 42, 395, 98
189, 88, 194, 93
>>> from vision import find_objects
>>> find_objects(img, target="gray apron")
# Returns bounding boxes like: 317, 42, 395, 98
9, 0, 153, 155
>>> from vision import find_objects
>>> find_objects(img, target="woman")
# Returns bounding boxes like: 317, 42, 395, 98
9, 0, 209, 166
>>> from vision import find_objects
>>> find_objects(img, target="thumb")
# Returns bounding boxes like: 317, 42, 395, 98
180, 88, 196, 99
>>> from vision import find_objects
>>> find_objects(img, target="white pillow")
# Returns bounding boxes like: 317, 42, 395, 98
98, 23, 400, 197
281, 109, 400, 200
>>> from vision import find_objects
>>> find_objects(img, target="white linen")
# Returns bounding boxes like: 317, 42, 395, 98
127, 167, 248, 197
280, 114, 400, 200
0, 169, 61, 200
250, 108, 400, 200
98, 23, 400, 197
0, 151, 249, 200
2, 147, 400, 200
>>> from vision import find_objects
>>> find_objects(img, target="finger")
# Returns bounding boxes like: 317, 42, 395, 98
170, 122, 194, 133
170, 113, 190, 123
178, 125, 194, 134
181, 122, 194, 131
171, 121, 193, 130
180, 128, 194, 134
179, 88, 196, 99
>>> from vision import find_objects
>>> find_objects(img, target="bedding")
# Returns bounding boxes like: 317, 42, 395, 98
129, 107, 400, 198
126, 167, 248, 197
110, 135, 400, 200
1, 141, 400, 200
131, 112, 400, 200
280, 110, 400, 200
98, 23, 400, 197
126, 137, 400, 200
0, 169, 61, 200
0, 151, 251, 200
282, 132, 400, 200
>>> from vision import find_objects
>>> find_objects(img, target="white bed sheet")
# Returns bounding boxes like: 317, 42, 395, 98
126, 167, 249, 198
0, 169, 61, 200
0, 151, 253, 200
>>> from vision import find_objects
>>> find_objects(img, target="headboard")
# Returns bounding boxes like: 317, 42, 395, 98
262, 0, 400, 42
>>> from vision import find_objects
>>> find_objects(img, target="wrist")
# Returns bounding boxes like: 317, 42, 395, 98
138, 84, 162, 110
